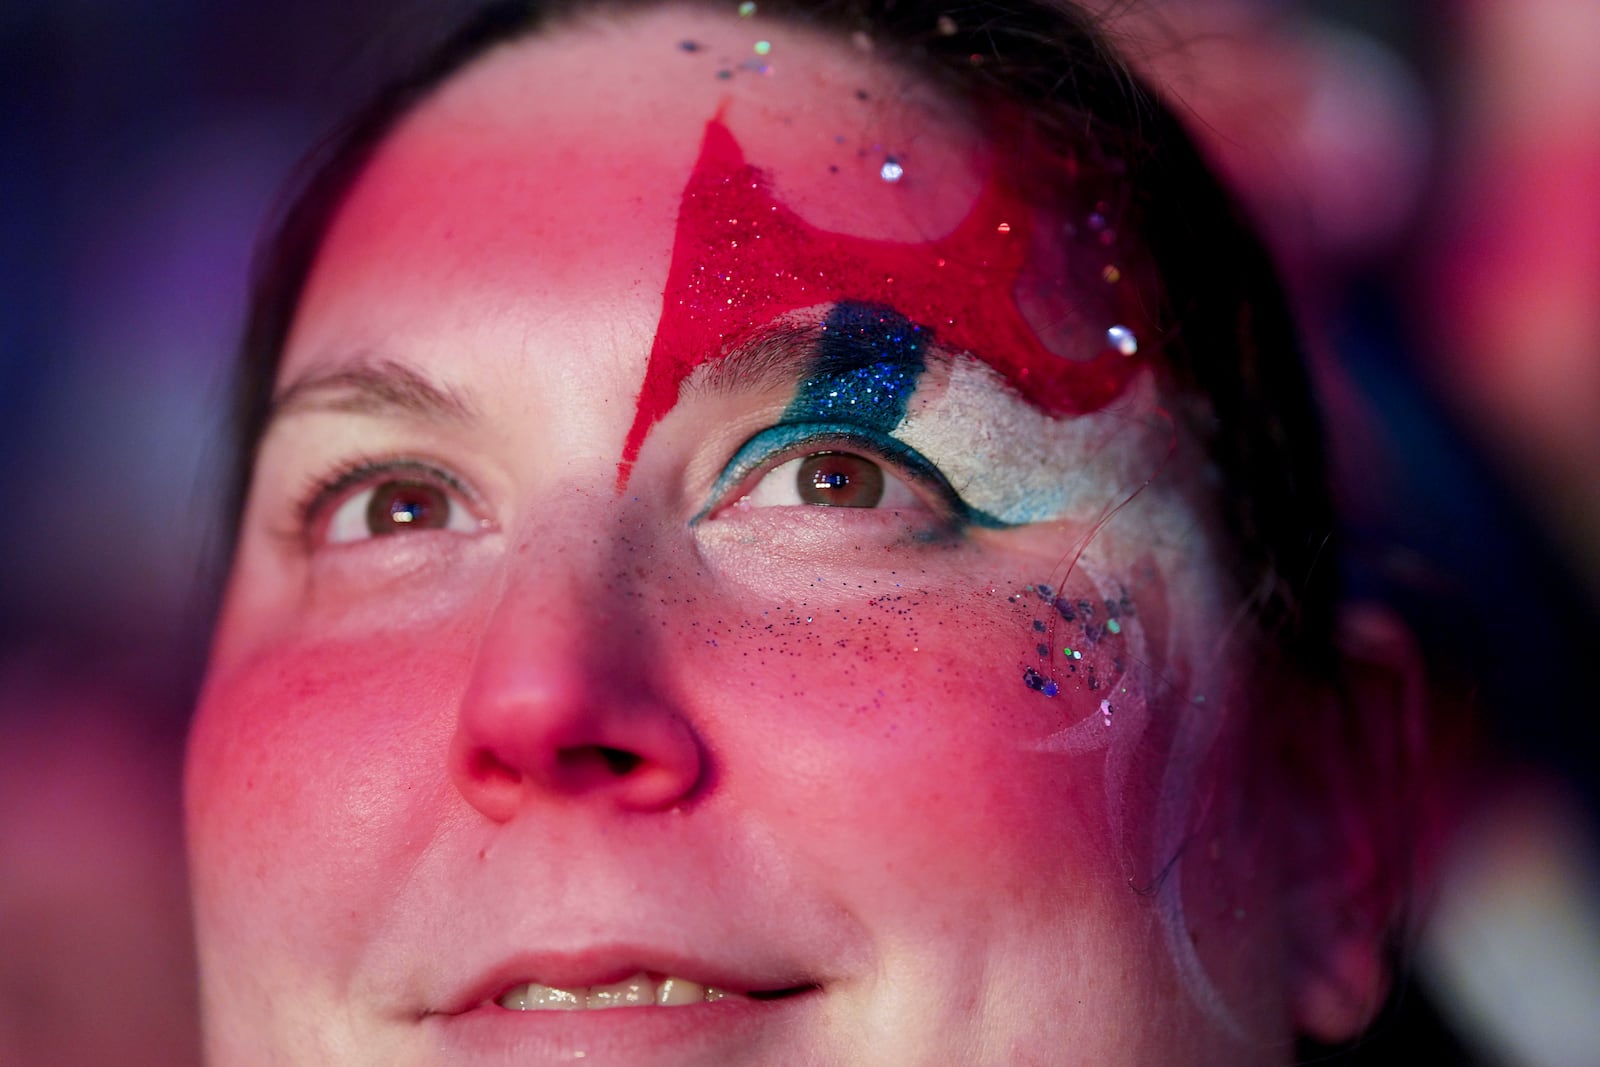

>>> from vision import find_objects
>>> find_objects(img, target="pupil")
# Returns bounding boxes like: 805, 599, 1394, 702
367, 481, 448, 535
796, 453, 885, 508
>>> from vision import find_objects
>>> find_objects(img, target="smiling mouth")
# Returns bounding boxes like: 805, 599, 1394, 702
495, 972, 817, 1011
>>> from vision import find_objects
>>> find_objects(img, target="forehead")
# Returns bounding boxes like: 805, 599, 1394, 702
285, 6, 990, 378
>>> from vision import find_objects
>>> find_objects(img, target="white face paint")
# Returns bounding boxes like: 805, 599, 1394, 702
895, 357, 1173, 526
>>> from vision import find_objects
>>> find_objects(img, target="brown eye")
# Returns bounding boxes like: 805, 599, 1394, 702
365, 480, 450, 536
318, 466, 484, 545
795, 453, 886, 508
734, 447, 922, 512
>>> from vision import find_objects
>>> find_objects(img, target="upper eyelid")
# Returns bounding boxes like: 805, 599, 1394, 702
296, 456, 482, 544
700, 423, 965, 520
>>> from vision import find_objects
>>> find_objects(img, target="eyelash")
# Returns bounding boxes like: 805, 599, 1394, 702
703, 423, 980, 526
290, 427, 987, 546
293, 454, 478, 547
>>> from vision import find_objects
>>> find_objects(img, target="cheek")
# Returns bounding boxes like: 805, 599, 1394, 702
669, 545, 1175, 901
186, 629, 474, 971
187, 530, 1189, 981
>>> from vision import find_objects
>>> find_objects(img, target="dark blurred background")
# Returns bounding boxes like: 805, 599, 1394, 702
1, 1, 1596, 1064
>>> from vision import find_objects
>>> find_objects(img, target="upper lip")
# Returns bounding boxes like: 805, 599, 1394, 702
434, 945, 821, 1015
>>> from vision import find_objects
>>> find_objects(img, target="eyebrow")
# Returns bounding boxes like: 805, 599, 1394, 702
683, 316, 952, 400
682, 322, 822, 400
267, 357, 479, 427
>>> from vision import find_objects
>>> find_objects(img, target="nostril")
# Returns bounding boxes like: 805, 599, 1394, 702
450, 681, 703, 817
550, 744, 644, 779
596, 746, 642, 776
468, 746, 520, 785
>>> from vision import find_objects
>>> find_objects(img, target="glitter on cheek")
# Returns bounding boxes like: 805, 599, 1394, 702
1014, 578, 1136, 704
1005, 557, 1245, 1037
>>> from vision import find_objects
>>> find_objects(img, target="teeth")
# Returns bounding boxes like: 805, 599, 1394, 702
496, 974, 745, 1011
656, 977, 706, 1006
587, 973, 651, 1010
499, 984, 583, 1011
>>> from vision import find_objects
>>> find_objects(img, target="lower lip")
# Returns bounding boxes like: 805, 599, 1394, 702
425, 991, 819, 1066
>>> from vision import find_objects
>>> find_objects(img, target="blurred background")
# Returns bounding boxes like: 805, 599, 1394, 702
1, 1, 1596, 1064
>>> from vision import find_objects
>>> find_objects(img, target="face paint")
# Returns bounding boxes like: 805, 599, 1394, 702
788, 301, 926, 428
619, 113, 1147, 486
698, 300, 1003, 526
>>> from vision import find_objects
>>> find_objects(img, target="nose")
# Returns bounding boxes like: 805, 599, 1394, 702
448, 570, 705, 823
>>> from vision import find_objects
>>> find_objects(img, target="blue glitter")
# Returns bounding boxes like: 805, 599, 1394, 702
1042, 680, 1059, 697
1023, 666, 1046, 691
783, 301, 925, 430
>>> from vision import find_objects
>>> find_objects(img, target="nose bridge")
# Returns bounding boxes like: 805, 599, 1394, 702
481, 484, 669, 671
475, 526, 638, 705
449, 491, 704, 821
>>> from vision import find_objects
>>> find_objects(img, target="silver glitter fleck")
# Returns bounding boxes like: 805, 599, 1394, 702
880, 157, 904, 183
1107, 325, 1138, 357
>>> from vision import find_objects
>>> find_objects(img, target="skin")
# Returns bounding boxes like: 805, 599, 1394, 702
189, 7, 1346, 1065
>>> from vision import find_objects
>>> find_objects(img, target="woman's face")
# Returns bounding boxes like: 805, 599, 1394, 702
190, 8, 1301, 1065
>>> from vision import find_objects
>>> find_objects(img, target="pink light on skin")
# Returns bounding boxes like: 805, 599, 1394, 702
186, 10, 1387, 1065
618, 111, 1150, 487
